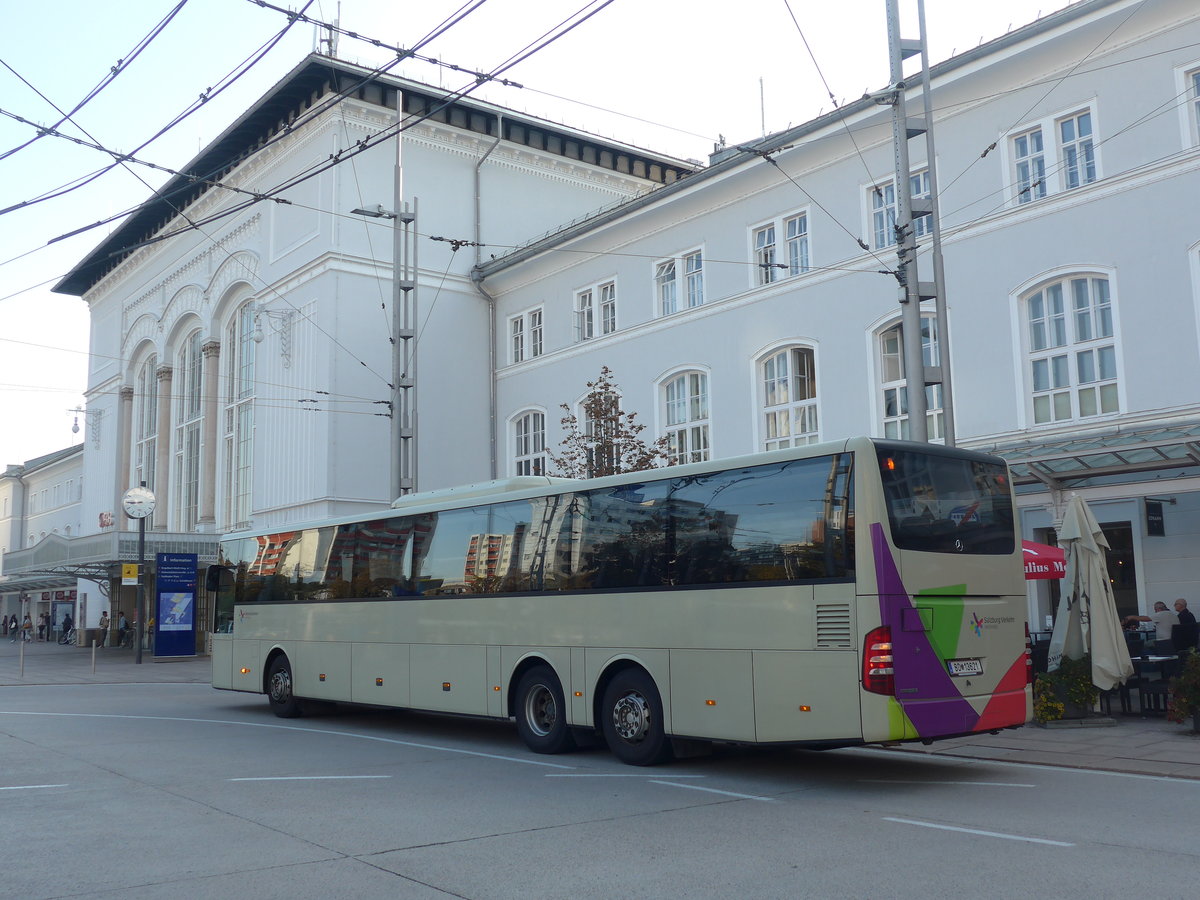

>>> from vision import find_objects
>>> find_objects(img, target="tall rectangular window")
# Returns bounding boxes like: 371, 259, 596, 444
656, 260, 677, 316
510, 316, 525, 363
761, 347, 818, 450
785, 214, 809, 275
175, 331, 203, 531
529, 309, 543, 358
684, 251, 704, 308
135, 356, 158, 493
575, 290, 594, 342
664, 372, 710, 464
879, 318, 944, 441
509, 308, 543, 363
1059, 111, 1096, 189
224, 303, 256, 528
1192, 69, 1200, 144
753, 224, 777, 285
1013, 128, 1046, 203
513, 411, 546, 476
871, 173, 930, 248
1026, 276, 1117, 424
599, 282, 616, 335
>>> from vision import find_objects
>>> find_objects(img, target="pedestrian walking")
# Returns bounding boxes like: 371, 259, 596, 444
21, 614, 33, 642
97, 611, 109, 648
37, 612, 47, 641
7, 614, 16, 642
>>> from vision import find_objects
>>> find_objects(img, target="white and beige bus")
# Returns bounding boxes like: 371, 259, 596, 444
209, 437, 1031, 765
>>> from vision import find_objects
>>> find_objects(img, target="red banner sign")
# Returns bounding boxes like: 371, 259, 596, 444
1022, 540, 1066, 580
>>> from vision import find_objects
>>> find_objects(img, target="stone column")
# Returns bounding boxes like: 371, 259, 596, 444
199, 340, 220, 527
154, 365, 173, 531
116, 387, 134, 515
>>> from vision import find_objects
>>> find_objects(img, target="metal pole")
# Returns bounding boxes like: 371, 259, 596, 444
886, 0, 928, 443
916, 0, 955, 446
390, 88, 405, 500
136, 490, 146, 665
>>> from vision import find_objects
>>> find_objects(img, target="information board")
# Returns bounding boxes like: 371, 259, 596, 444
155, 552, 198, 658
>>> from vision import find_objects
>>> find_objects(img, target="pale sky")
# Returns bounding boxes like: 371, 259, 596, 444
0, 0, 1067, 468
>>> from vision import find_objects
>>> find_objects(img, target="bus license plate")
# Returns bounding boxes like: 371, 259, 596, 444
947, 658, 983, 677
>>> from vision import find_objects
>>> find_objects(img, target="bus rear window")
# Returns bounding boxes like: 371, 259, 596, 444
877, 447, 1014, 555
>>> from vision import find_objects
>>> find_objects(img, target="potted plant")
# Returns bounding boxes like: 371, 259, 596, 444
1032, 655, 1100, 723
1167, 650, 1200, 733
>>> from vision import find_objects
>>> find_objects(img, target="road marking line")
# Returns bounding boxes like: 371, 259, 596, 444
546, 774, 705, 778
863, 779, 1035, 787
0, 711, 576, 769
229, 775, 392, 782
651, 780, 777, 802
0, 784, 67, 791
883, 817, 1074, 846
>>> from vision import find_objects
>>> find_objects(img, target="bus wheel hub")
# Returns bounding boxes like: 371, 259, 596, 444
612, 693, 649, 742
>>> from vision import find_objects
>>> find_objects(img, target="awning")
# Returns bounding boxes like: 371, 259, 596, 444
1023, 539, 1065, 580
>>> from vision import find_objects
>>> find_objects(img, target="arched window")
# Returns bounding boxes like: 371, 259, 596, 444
662, 371, 710, 464
175, 330, 203, 530
1023, 275, 1117, 424
224, 304, 256, 528
135, 355, 158, 491
759, 346, 818, 450
513, 411, 546, 476
878, 316, 944, 440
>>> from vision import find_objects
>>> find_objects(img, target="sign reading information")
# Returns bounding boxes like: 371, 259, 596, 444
155, 553, 197, 658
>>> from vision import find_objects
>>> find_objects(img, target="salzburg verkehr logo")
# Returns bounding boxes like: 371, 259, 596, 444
971, 613, 985, 637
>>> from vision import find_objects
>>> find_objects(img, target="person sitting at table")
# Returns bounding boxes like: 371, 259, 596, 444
1124, 601, 1178, 655
1173, 598, 1198, 652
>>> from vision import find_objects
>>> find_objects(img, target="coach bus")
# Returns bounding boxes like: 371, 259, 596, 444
207, 437, 1031, 765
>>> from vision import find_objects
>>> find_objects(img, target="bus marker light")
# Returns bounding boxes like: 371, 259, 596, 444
376, 678, 384, 686
799, 706, 811, 712
493, 685, 501, 691
442, 682, 452, 691
705, 699, 717, 706
574, 691, 583, 697
319, 674, 326, 682
240, 667, 250, 675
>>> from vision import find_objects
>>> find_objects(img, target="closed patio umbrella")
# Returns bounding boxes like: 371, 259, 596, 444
1047, 494, 1133, 691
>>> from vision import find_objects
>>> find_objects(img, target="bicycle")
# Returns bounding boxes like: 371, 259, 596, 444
59, 628, 77, 646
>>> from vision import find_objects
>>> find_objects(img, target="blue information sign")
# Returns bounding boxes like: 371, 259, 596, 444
155, 553, 198, 658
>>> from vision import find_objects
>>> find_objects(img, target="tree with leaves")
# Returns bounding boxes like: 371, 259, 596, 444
548, 366, 670, 478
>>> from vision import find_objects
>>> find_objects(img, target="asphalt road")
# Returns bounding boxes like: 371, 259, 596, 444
2, 681, 1198, 899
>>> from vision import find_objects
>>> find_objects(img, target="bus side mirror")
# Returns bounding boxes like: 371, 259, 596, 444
206, 565, 233, 592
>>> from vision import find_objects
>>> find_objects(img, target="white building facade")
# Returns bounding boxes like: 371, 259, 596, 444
5, 0, 1198, 640
476, 0, 1200, 629
2, 56, 692, 639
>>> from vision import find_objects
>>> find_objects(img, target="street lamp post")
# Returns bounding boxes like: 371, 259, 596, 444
121, 483, 155, 664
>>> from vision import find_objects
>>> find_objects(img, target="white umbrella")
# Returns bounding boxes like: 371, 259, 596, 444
1046, 494, 1133, 691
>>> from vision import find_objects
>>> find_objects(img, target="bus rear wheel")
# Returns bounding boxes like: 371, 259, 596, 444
267, 656, 303, 718
600, 669, 672, 766
515, 665, 576, 754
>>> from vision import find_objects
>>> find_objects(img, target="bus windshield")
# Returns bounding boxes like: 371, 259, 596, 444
876, 446, 1014, 555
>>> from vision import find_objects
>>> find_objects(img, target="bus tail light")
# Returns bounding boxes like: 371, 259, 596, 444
863, 625, 895, 695
1025, 623, 1034, 685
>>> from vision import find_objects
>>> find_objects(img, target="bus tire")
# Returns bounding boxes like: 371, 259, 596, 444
600, 668, 672, 766
515, 665, 576, 754
267, 656, 304, 718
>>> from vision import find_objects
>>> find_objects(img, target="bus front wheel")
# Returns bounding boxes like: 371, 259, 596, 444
515, 665, 576, 754
267, 656, 303, 718
600, 669, 672, 766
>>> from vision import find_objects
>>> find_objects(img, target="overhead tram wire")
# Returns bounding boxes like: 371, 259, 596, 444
938, 0, 1150, 198
0, 2, 311, 219
19, 0, 498, 239
92, 0, 628, 258
780, 0, 880, 193
0, 0, 189, 163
